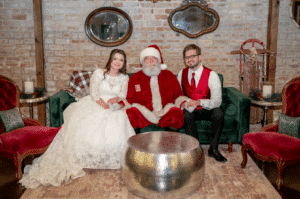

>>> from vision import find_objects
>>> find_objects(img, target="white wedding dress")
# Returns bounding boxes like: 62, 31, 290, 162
20, 69, 135, 189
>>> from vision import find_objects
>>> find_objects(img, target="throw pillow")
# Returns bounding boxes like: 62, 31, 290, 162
68, 71, 93, 97
278, 113, 300, 138
74, 87, 90, 101
0, 107, 25, 132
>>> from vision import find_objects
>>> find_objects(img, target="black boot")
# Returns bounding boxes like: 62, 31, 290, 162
134, 127, 141, 134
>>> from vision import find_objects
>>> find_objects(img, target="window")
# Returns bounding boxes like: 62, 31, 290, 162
291, 0, 300, 27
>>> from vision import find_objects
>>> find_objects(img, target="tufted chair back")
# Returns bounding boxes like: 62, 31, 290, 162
0, 75, 21, 133
282, 76, 300, 117
0, 75, 20, 111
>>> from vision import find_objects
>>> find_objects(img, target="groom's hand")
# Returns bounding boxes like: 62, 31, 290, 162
187, 100, 199, 107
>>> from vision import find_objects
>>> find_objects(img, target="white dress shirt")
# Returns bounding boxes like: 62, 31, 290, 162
177, 64, 222, 110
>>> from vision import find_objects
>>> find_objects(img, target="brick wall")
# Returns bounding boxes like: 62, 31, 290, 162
1, 0, 299, 120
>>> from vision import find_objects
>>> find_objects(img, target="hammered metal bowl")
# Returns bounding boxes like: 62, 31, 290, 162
121, 131, 205, 199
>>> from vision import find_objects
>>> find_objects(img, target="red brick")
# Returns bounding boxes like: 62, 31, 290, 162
155, 15, 168, 20
72, 40, 85, 43
150, 40, 163, 43
156, 27, 171, 31
140, 27, 155, 31
137, 40, 148, 43
165, 9, 173, 14
12, 14, 26, 20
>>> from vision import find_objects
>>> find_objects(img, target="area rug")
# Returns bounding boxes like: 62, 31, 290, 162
21, 144, 282, 199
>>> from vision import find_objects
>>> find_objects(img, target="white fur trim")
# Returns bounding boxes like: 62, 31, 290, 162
154, 103, 175, 117
175, 96, 190, 108
132, 103, 160, 124
140, 47, 161, 64
161, 64, 167, 70
122, 99, 132, 110
150, 76, 162, 112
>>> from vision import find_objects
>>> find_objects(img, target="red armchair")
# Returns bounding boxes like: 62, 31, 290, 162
241, 76, 300, 189
0, 75, 60, 180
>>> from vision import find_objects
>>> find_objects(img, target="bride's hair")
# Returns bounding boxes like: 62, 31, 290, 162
104, 49, 127, 77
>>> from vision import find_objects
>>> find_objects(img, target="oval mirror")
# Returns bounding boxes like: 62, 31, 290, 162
85, 7, 133, 47
168, 3, 219, 38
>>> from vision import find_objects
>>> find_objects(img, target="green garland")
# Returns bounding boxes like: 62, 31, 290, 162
249, 89, 282, 102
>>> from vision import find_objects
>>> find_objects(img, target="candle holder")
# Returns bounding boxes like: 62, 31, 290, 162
262, 81, 273, 98
22, 77, 35, 94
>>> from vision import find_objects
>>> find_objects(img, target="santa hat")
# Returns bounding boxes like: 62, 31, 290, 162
140, 45, 167, 70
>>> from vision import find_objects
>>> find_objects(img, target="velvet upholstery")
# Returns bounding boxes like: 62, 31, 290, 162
241, 76, 300, 190
49, 71, 251, 152
0, 75, 60, 180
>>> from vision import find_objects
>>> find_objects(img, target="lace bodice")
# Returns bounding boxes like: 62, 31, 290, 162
90, 69, 129, 103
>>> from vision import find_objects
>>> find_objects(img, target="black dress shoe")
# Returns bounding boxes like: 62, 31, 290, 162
134, 127, 141, 134
164, 127, 180, 132
208, 148, 227, 162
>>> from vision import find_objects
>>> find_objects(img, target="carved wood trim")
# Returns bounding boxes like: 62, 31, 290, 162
138, 0, 171, 3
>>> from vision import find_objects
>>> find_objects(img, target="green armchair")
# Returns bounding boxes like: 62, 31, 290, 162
49, 72, 251, 152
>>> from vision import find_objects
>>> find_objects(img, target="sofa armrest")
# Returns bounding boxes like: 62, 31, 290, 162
224, 87, 251, 143
23, 117, 42, 126
49, 90, 76, 127
260, 122, 279, 132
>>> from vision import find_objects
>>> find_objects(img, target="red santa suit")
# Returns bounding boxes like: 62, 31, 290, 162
126, 69, 187, 129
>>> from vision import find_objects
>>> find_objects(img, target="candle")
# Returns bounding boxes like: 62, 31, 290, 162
24, 80, 34, 94
262, 84, 272, 98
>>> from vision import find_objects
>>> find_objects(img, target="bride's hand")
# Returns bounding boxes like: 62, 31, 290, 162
107, 97, 120, 105
96, 98, 109, 109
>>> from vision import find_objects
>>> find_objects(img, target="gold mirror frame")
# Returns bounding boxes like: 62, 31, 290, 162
168, 3, 219, 38
85, 7, 133, 47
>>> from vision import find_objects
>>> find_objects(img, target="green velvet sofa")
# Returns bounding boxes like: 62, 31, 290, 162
49, 72, 251, 152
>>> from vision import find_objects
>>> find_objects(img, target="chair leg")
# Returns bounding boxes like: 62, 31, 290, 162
228, 142, 233, 153
276, 160, 285, 190
241, 144, 248, 168
13, 153, 23, 180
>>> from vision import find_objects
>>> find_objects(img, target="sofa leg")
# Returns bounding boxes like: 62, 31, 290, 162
241, 144, 248, 168
13, 153, 23, 180
276, 160, 285, 190
228, 143, 233, 153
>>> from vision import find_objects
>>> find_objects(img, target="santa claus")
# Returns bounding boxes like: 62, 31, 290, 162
126, 45, 188, 133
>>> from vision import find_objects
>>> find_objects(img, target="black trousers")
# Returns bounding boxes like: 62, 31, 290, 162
183, 107, 224, 150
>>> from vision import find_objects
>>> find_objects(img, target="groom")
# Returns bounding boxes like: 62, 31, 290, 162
177, 44, 227, 162
126, 45, 188, 133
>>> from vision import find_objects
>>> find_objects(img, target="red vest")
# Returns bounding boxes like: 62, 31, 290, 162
181, 66, 211, 101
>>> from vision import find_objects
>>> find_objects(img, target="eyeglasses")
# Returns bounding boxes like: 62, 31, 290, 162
184, 54, 199, 60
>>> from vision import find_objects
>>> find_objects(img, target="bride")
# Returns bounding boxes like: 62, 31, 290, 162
20, 49, 135, 189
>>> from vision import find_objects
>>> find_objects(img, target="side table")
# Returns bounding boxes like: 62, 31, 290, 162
20, 94, 50, 119
251, 100, 282, 126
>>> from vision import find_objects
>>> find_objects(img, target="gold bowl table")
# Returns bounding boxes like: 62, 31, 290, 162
121, 131, 205, 199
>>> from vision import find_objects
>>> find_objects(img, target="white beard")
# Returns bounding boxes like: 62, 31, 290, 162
142, 62, 161, 76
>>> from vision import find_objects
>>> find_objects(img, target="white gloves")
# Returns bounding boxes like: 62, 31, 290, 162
109, 102, 120, 111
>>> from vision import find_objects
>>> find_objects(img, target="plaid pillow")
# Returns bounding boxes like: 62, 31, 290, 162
67, 71, 93, 97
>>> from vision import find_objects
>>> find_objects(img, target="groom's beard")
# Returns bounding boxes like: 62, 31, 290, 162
186, 59, 200, 69
142, 62, 161, 76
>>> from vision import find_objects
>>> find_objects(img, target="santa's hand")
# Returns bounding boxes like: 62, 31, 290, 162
187, 100, 199, 107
